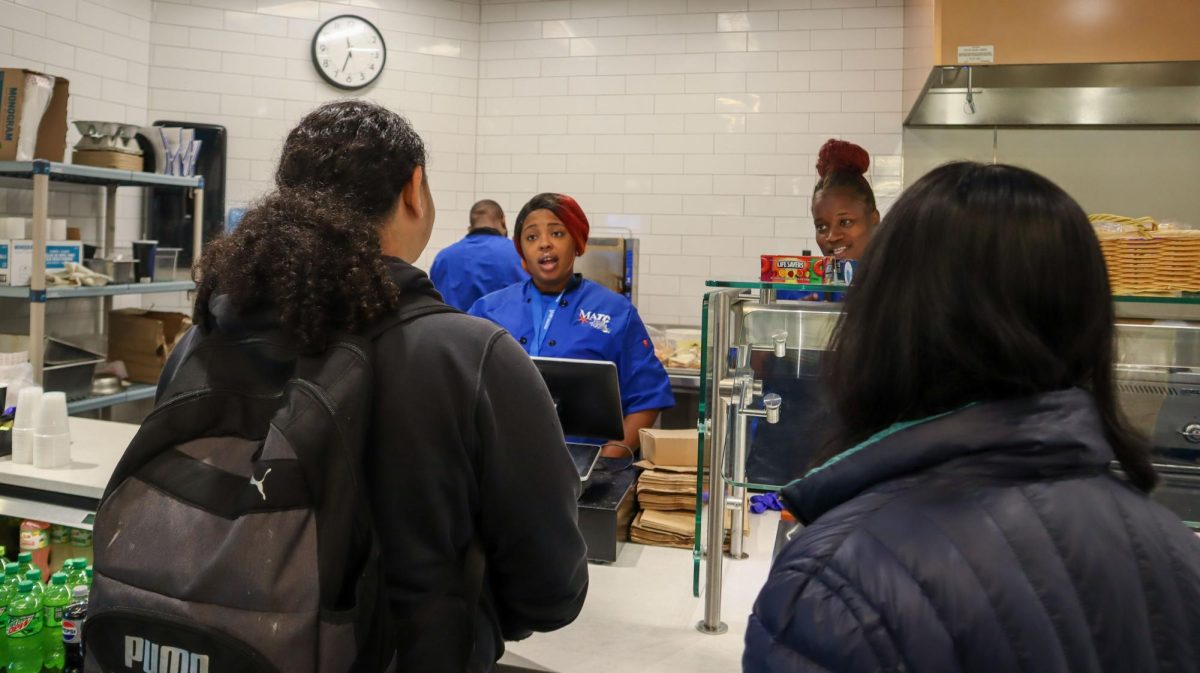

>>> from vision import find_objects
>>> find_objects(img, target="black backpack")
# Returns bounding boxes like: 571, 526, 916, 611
87, 296, 459, 673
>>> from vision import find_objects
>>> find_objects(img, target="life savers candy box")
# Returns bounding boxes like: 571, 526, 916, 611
760, 255, 835, 284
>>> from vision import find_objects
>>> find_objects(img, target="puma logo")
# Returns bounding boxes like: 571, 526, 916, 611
250, 468, 272, 501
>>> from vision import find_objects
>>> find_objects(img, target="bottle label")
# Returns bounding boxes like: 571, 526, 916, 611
62, 617, 83, 643
45, 605, 64, 628
6, 612, 43, 638
19, 528, 48, 550
50, 526, 69, 544
70, 529, 92, 547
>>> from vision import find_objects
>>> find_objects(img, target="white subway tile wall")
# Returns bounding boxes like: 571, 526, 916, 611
146, 0, 481, 273
2, 0, 903, 332
478, 0, 902, 325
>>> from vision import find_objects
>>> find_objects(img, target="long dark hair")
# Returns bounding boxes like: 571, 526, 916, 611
193, 100, 427, 352
820, 161, 1156, 491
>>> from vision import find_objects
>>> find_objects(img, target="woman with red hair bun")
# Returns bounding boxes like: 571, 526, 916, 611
812, 139, 879, 260
470, 193, 675, 459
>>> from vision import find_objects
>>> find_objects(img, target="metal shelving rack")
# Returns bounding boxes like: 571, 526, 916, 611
0, 159, 203, 395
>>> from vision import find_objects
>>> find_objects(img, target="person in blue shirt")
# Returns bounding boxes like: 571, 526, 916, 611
470, 193, 674, 458
430, 199, 527, 311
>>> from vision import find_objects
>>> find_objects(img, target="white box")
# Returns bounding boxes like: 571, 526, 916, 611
0, 240, 10, 285
3, 240, 83, 286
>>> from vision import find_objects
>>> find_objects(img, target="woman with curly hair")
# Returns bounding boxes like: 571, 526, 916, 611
162, 101, 589, 672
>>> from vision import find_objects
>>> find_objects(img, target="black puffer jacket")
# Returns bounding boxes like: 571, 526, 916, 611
745, 388, 1200, 673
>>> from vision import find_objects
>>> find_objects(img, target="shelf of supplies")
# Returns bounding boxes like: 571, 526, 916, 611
0, 280, 194, 300
67, 383, 156, 415
706, 279, 1200, 306
0, 160, 202, 189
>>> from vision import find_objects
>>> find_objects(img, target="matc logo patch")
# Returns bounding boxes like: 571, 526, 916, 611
577, 309, 612, 334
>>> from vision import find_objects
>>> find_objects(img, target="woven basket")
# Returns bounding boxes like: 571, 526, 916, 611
1092, 214, 1200, 295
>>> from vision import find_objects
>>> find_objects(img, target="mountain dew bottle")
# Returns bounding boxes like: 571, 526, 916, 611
22, 570, 42, 598
43, 573, 69, 671
2, 563, 19, 590
15, 553, 33, 580
65, 560, 85, 591
0, 576, 13, 670
7, 581, 43, 673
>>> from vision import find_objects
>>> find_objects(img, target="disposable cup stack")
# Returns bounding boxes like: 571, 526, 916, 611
12, 386, 43, 464
33, 391, 71, 469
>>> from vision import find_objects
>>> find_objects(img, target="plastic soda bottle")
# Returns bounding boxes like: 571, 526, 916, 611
68, 529, 92, 566
63, 560, 82, 590
3, 563, 20, 590
0, 575, 13, 670
43, 572, 69, 672
62, 585, 88, 673
22, 570, 42, 598
15, 552, 34, 580
18, 521, 50, 581
6, 580, 43, 673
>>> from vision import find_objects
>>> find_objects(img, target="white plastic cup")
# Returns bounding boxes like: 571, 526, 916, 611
12, 386, 43, 464
33, 433, 70, 469
34, 391, 69, 435
32, 391, 70, 469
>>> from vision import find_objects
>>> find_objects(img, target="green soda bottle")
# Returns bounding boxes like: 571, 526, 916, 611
22, 570, 42, 599
84, 566, 92, 586
66, 560, 86, 591
2, 563, 19, 590
6, 581, 43, 673
42, 573, 69, 672
0, 575, 13, 670
15, 553, 33, 580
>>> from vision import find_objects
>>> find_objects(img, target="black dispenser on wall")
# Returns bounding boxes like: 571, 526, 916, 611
142, 121, 227, 268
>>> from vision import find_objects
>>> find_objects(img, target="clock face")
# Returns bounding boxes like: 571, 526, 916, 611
312, 15, 386, 90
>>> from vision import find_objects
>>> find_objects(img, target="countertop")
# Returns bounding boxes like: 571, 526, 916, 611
0, 417, 137, 500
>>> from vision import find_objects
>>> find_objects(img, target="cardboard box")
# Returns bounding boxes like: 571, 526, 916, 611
0, 69, 70, 162
2, 240, 83, 286
639, 428, 703, 467
107, 309, 192, 384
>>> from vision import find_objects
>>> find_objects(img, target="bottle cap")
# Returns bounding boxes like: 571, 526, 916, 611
17, 552, 32, 562
5, 564, 18, 575
51, 572, 67, 585
86, 567, 92, 579
25, 569, 40, 581
17, 580, 31, 593
72, 586, 88, 598
70, 559, 86, 570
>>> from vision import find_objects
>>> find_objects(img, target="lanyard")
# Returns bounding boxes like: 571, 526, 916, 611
528, 286, 567, 357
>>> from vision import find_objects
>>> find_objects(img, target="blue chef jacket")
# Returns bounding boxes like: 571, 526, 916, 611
469, 276, 675, 415
430, 228, 527, 311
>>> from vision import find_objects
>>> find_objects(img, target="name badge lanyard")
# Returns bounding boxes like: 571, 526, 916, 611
529, 287, 568, 357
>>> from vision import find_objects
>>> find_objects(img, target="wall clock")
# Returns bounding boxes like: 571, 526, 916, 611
312, 15, 386, 90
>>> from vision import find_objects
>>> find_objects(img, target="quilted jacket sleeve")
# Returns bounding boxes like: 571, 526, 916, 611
744, 556, 901, 673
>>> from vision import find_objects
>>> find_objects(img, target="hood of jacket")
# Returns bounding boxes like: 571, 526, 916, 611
782, 387, 1117, 525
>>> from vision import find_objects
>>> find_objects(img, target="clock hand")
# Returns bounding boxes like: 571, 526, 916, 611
342, 50, 351, 72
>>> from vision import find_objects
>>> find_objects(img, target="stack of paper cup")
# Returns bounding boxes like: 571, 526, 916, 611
33, 391, 71, 469
12, 386, 43, 464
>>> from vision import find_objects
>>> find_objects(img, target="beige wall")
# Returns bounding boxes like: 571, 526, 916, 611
935, 0, 1200, 65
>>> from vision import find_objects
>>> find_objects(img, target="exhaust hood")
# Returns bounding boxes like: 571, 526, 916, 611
905, 61, 1200, 127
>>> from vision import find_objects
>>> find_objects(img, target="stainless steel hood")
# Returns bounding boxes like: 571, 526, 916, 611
905, 61, 1200, 127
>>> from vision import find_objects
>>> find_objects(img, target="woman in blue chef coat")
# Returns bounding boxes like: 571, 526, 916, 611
470, 193, 674, 458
